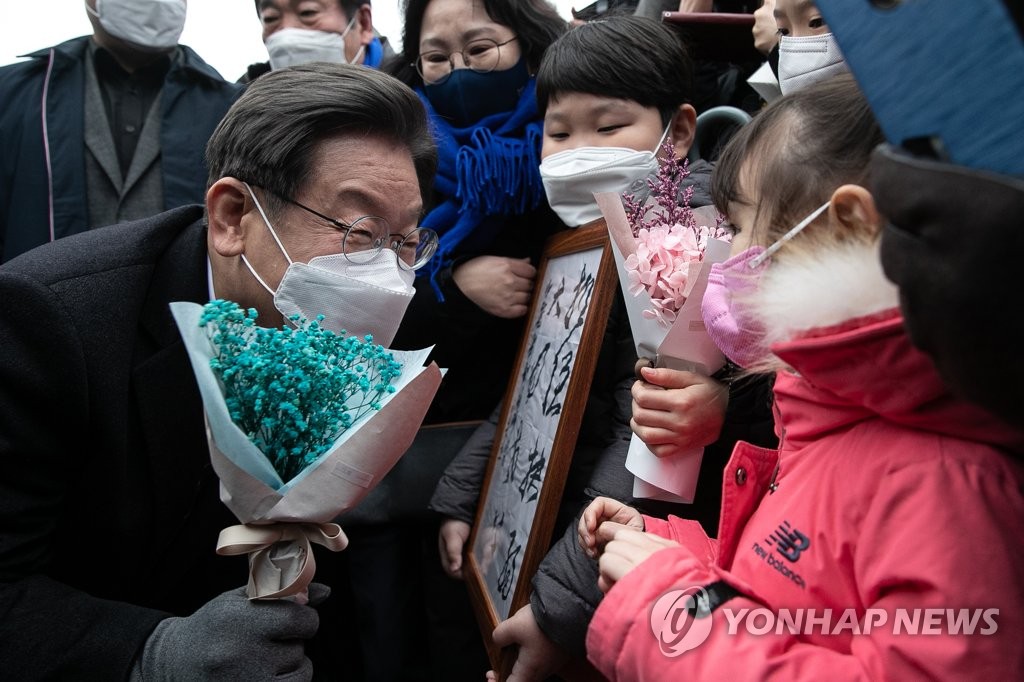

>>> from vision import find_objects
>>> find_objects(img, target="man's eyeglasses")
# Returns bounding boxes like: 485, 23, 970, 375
281, 196, 438, 271
414, 36, 518, 85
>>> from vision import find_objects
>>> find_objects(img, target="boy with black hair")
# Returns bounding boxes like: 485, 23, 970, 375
431, 16, 776, 680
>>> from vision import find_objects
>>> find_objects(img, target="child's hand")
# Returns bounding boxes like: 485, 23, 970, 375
579, 497, 644, 559
595, 522, 680, 593
438, 518, 471, 579
489, 604, 569, 682
631, 367, 728, 458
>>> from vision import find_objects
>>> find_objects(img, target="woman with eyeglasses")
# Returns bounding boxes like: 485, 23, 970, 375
385, 0, 566, 420
375, 1, 567, 678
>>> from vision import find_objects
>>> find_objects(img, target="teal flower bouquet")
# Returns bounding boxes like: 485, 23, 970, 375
171, 300, 441, 600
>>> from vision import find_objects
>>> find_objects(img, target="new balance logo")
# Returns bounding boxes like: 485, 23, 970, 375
767, 521, 810, 563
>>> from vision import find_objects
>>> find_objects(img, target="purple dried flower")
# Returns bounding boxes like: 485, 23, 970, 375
620, 138, 732, 325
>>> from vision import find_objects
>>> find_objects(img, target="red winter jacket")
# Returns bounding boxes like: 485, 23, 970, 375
588, 309, 1024, 681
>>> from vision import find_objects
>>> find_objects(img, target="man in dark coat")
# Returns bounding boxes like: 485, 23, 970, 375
0, 63, 436, 679
0, 0, 242, 263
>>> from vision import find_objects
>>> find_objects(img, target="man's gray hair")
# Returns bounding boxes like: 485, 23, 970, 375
205, 62, 436, 214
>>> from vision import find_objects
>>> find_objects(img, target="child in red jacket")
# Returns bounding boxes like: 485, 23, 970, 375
580, 75, 1024, 681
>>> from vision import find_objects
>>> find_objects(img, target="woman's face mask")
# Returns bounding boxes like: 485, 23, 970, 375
423, 57, 530, 128
85, 0, 187, 50
240, 184, 414, 346
538, 123, 673, 227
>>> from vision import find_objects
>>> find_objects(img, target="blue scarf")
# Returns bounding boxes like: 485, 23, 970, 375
363, 37, 384, 69
417, 79, 546, 298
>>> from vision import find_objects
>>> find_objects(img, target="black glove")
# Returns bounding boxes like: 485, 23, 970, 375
870, 144, 1024, 428
138, 583, 330, 681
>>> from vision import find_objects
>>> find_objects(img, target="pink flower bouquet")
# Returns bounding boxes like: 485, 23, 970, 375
596, 143, 732, 503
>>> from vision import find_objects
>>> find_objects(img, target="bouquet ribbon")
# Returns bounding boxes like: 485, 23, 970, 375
216, 522, 348, 600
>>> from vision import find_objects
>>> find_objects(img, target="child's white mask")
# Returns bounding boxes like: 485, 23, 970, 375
539, 125, 671, 227
777, 33, 849, 95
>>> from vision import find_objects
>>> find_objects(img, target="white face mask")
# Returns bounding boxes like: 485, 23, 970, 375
240, 184, 414, 347
539, 125, 672, 227
85, 0, 187, 50
777, 32, 849, 95
265, 18, 363, 70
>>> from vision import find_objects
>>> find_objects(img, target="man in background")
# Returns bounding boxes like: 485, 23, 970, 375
242, 0, 394, 82
0, 0, 241, 263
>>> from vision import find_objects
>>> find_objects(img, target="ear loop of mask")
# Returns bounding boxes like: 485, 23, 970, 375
240, 181, 294, 296
654, 115, 675, 156
749, 201, 830, 269
341, 14, 365, 63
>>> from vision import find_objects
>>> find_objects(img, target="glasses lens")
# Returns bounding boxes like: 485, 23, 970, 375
417, 50, 451, 85
342, 216, 387, 263
463, 38, 501, 73
395, 227, 439, 270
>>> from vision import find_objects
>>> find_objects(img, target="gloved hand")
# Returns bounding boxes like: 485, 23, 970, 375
139, 583, 330, 681
870, 144, 1024, 427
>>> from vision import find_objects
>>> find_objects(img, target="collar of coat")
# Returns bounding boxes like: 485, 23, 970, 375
746, 239, 1024, 452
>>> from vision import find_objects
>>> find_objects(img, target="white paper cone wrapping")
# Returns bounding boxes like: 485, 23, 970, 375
595, 192, 730, 502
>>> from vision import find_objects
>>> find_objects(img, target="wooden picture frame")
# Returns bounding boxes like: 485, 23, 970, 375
464, 221, 617, 677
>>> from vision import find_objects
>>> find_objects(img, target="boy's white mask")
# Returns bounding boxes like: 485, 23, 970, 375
85, 0, 187, 50
539, 125, 671, 227
777, 33, 849, 95
240, 183, 414, 346
265, 18, 363, 70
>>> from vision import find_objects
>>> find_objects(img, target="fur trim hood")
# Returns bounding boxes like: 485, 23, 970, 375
750, 238, 899, 357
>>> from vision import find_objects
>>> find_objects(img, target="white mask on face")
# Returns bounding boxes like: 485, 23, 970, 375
85, 0, 187, 50
539, 125, 672, 227
240, 184, 414, 347
265, 17, 363, 70
777, 32, 849, 95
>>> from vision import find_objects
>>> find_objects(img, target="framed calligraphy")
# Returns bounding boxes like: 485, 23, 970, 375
464, 222, 617, 675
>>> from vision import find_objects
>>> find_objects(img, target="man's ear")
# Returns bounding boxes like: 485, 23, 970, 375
669, 103, 697, 159
829, 184, 883, 238
356, 4, 374, 45
207, 178, 252, 257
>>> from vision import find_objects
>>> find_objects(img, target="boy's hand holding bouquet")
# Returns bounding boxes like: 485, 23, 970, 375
596, 140, 731, 503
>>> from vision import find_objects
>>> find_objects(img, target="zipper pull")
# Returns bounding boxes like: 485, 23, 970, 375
768, 462, 780, 494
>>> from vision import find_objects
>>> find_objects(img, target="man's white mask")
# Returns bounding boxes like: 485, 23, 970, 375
240, 184, 414, 347
85, 0, 187, 50
265, 17, 363, 70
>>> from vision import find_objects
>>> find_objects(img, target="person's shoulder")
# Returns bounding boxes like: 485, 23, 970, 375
237, 61, 271, 85
0, 36, 89, 85
681, 158, 715, 208
173, 44, 242, 91
2, 206, 206, 286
